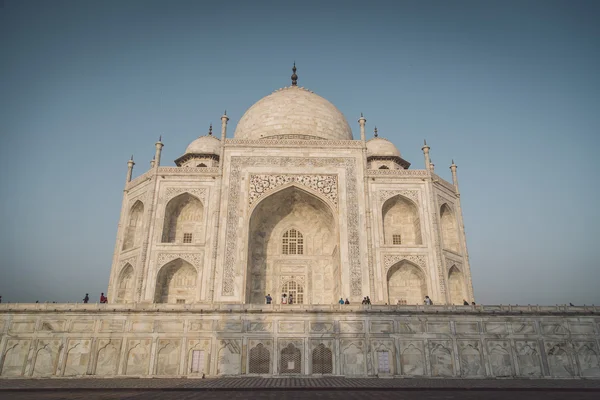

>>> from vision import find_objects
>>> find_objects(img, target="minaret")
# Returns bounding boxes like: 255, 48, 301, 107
291, 62, 298, 86
154, 136, 164, 168
220, 111, 229, 140
450, 159, 460, 195
358, 113, 366, 142
429, 158, 435, 173
126, 155, 135, 182
150, 155, 155, 169
421, 140, 431, 170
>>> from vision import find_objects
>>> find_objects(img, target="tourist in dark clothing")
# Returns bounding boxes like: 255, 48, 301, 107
83, 294, 89, 304
344, 298, 350, 305
265, 294, 272, 304
366, 296, 371, 305
463, 300, 469, 305
100, 293, 108, 303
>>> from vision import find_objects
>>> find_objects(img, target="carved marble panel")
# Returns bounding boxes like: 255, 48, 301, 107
512, 322, 536, 334
370, 321, 394, 334
569, 323, 595, 335
429, 341, 454, 377
545, 341, 574, 377
189, 320, 213, 332
95, 339, 121, 376
455, 322, 479, 334
156, 339, 181, 375
70, 320, 95, 332
249, 174, 338, 208
310, 322, 334, 334
515, 340, 542, 377
32, 339, 61, 377
486, 340, 513, 377
216, 320, 242, 332
427, 322, 450, 333
40, 320, 66, 332
248, 321, 273, 333
574, 342, 600, 377
1, 339, 31, 376
278, 321, 305, 333
341, 340, 365, 376
458, 340, 485, 376
186, 339, 211, 375
217, 339, 241, 375
9, 321, 35, 333
156, 320, 184, 333
99, 320, 125, 333
340, 321, 365, 333
399, 341, 425, 376
125, 339, 151, 376
542, 323, 569, 336
398, 322, 424, 334
131, 321, 154, 333
485, 322, 508, 334
64, 339, 92, 376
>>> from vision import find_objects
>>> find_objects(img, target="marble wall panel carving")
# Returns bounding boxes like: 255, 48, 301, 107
216, 320, 242, 332
100, 320, 125, 333
217, 339, 241, 375
40, 320, 66, 332
131, 321, 154, 333
340, 321, 365, 333
485, 322, 508, 334
515, 340, 542, 377
70, 320, 95, 332
9, 321, 35, 333
310, 322, 334, 333
278, 321, 305, 333
370, 321, 394, 334
156, 320, 184, 333
512, 322, 536, 334
427, 322, 450, 333
1, 339, 31, 376
125, 339, 151, 375
458, 340, 485, 377
248, 322, 272, 333
429, 341, 454, 376
542, 323, 569, 336
398, 322, 424, 334
189, 320, 213, 332
545, 341, 574, 377
156, 339, 181, 375
569, 323, 595, 335
95, 339, 121, 376
248, 174, 338, 207
341, 340, 365, 376
32, 340, 61, 377
310, 341, 334, 374
399, 341, 425, 376
248, 340, 272, 374
455, 322, 480, 334
372, 339, 395, 374
486, 340, 514, 377
63, 339, 92, 376
574, 342, 600, 377
186, 339, 211, 375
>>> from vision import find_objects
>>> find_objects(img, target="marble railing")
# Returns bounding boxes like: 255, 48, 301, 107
1, 303, 597, 314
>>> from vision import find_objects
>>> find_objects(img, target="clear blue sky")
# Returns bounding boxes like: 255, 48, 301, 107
1, 0, 598, 304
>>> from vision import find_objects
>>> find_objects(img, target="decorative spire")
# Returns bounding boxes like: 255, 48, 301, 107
360, 112, 363, 118
424, 139, 427, 146
208, 123, 213, 136
374, 126, 378, 137
159, 135, 162, 142
291, 62, 298, 86
130, 155, 134, 161
452, 159, 455, 165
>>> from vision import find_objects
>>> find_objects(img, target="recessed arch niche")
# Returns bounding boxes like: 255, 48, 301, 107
116, 263, 135, 303
122, 200, 144, 250
440, 203, 460, 253
154, 258, 197, 304
246, 185, 340, 305
382, 195, 422, 245
448, 265, 466, 304
161, 193, 204, 243
387, 260, 427, 305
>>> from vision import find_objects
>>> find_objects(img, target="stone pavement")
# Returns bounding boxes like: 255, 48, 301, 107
1, 377, 600, 391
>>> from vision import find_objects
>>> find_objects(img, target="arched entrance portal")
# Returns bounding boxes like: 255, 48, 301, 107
246, 186, 340, 305
387, 261, 427, 305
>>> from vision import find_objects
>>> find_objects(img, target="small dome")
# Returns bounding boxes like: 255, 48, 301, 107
185, 135, 221, 155
234, 86, 353, 141
366, 137, 401, 158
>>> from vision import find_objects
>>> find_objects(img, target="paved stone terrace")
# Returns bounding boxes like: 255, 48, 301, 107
1, 377, 600, 391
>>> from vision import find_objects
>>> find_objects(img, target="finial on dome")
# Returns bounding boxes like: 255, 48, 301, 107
224, 110, 227, 116
158, 135, 162, 142
374, 126, 378, 137
291, 62, 298, 86
424, 139, 427, 146
208, 123, 213, 136
130, 154, 134, 161
361, 112, 363, 118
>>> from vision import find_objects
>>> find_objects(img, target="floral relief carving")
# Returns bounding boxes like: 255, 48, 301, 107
249, 174, 338, 208
437, 195, 453, 209
163, 187, 207, 204
367, 169, 428, 177
157, 253, 203, 269
280, 275, 306, 284
379, 190, 419, 204
157, 167, 220, 175
383, 254, 426, 271
119, 256, 137, 271
225, 139, 363, 148
222, 156, 362, 297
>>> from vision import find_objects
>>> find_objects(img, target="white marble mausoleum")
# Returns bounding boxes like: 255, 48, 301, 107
1, 66, 598, 379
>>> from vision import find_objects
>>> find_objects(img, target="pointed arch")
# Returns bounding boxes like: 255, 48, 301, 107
379, 165, 389, 169
382, 194, 422, 245
154, 258, 198, 304
161, 193, 204, 243
387, 260, 426, 305
312, 344, 333, 374
122, 200, 144, 250
246, 185, 340, 305
448, 265, 466, 305
249, 343, 270, 374
116, 264, 135, 303
197, 163, 207, 167
440, 203, 460, 252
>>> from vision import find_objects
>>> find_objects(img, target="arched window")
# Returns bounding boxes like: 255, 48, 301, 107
197, 163, 207, 167
379, 165, 389, 169
122, 201, 144, 250
282, 228, 303, 255
281, 280, 304, 304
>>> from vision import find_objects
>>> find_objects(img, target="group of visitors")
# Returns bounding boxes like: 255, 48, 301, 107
264, 293, 295, 305
361, 296, 371, 305
82, 293, 108, 304
338, 298, 350, 304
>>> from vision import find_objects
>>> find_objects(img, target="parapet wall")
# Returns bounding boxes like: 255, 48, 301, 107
1, 304, 599, 378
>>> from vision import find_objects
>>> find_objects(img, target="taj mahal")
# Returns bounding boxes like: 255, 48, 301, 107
109, 64, 473, 307
0, 66, 598, 379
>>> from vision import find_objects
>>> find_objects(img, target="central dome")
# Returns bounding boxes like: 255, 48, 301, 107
233, 86, 353, 141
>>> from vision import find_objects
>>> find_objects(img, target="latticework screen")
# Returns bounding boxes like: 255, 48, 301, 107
248, 344, 270, 374
312, 344, 333, 374
280, 344, 301, 374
